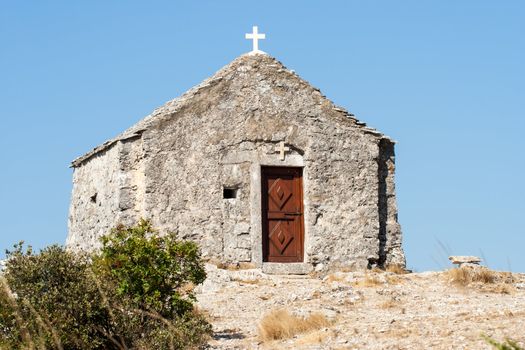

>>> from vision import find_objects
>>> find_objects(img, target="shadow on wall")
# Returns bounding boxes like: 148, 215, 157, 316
377, 138, 395, 267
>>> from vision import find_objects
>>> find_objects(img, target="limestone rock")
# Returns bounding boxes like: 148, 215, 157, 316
449, 256, 482, 266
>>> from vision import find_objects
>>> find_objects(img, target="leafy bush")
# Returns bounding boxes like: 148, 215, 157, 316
0, 220, 211, 350
94, 219, 211, 348
95, 219, 206, 318
0, 243, 111, 349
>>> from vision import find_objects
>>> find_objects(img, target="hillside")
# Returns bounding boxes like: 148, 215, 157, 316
196, 265, 525, 349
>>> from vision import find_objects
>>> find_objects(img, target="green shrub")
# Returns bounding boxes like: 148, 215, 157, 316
95, 219, 206, 318
94, 219, 211, 348
0, 276, 23, 349
0, 220, 212, 350
0, 243, 111, 349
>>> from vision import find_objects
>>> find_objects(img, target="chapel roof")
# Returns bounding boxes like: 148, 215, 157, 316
71, 53, 391, 168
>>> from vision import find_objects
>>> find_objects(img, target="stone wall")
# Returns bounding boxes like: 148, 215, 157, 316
67, 53, 405, 271
67, 136, 146, 251
67, 145, 121, 251
118, 137, 146, 226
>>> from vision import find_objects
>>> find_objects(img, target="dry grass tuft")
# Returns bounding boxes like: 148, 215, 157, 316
386, 326, 412, 339
339, 266, 356, 273
447, 267, 497, 286
380, 297, 401, 309
446, 267, 516, 293
474, 268, 497, 284
447, 267, 471, 286
325, 273, 346, 283
386, 275, 404, 285
258, 309, 332, 342
486, 283, 515, 294
386, 264, 409, 275
295, 329, 334, 345
353, 274, 383, 287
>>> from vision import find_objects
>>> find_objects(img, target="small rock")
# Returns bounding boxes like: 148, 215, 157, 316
448, 256, 482, 266
320, 308, 339, 321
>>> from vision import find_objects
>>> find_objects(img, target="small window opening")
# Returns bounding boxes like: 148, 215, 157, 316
223, 188, 238, 199
90, 193, 97, 203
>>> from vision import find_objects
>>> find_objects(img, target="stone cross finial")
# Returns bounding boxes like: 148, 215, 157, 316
245, 26, 266, 53
275, 141, 290, 161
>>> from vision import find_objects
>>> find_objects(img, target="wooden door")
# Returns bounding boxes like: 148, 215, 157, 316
262, 167, 304, 262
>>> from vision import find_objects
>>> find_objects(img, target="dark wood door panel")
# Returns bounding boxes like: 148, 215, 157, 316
262, 167, 304, 263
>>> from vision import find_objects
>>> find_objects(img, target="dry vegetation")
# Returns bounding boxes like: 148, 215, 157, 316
257, 309, 332, 342
353, 273, 383, 287
380, 297, 402, 309
447, 266, 496, 285
445, 266, 516, 293
295, 329, 336, 346
347, 266, 408, 288
324, 273, 346, 283
386, 264, 409, 275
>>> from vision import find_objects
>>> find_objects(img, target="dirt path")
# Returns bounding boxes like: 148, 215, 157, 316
196, 265, 525, 349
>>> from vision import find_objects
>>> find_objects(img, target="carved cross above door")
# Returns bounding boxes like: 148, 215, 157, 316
275, 141, 290, 161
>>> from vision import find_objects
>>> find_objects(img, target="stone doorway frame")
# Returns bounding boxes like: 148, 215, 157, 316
249, 153, 313, 274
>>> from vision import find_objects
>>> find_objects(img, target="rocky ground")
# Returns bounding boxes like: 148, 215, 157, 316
196, 265, 525, 349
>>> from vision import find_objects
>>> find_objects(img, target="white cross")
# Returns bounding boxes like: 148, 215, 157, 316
245, 25, 266, 53
275, 141, 290, 161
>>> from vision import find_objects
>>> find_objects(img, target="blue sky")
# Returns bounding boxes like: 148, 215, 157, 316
1, 1, 523, 272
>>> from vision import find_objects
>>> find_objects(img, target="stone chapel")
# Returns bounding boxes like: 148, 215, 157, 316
66, 30, 405, 273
